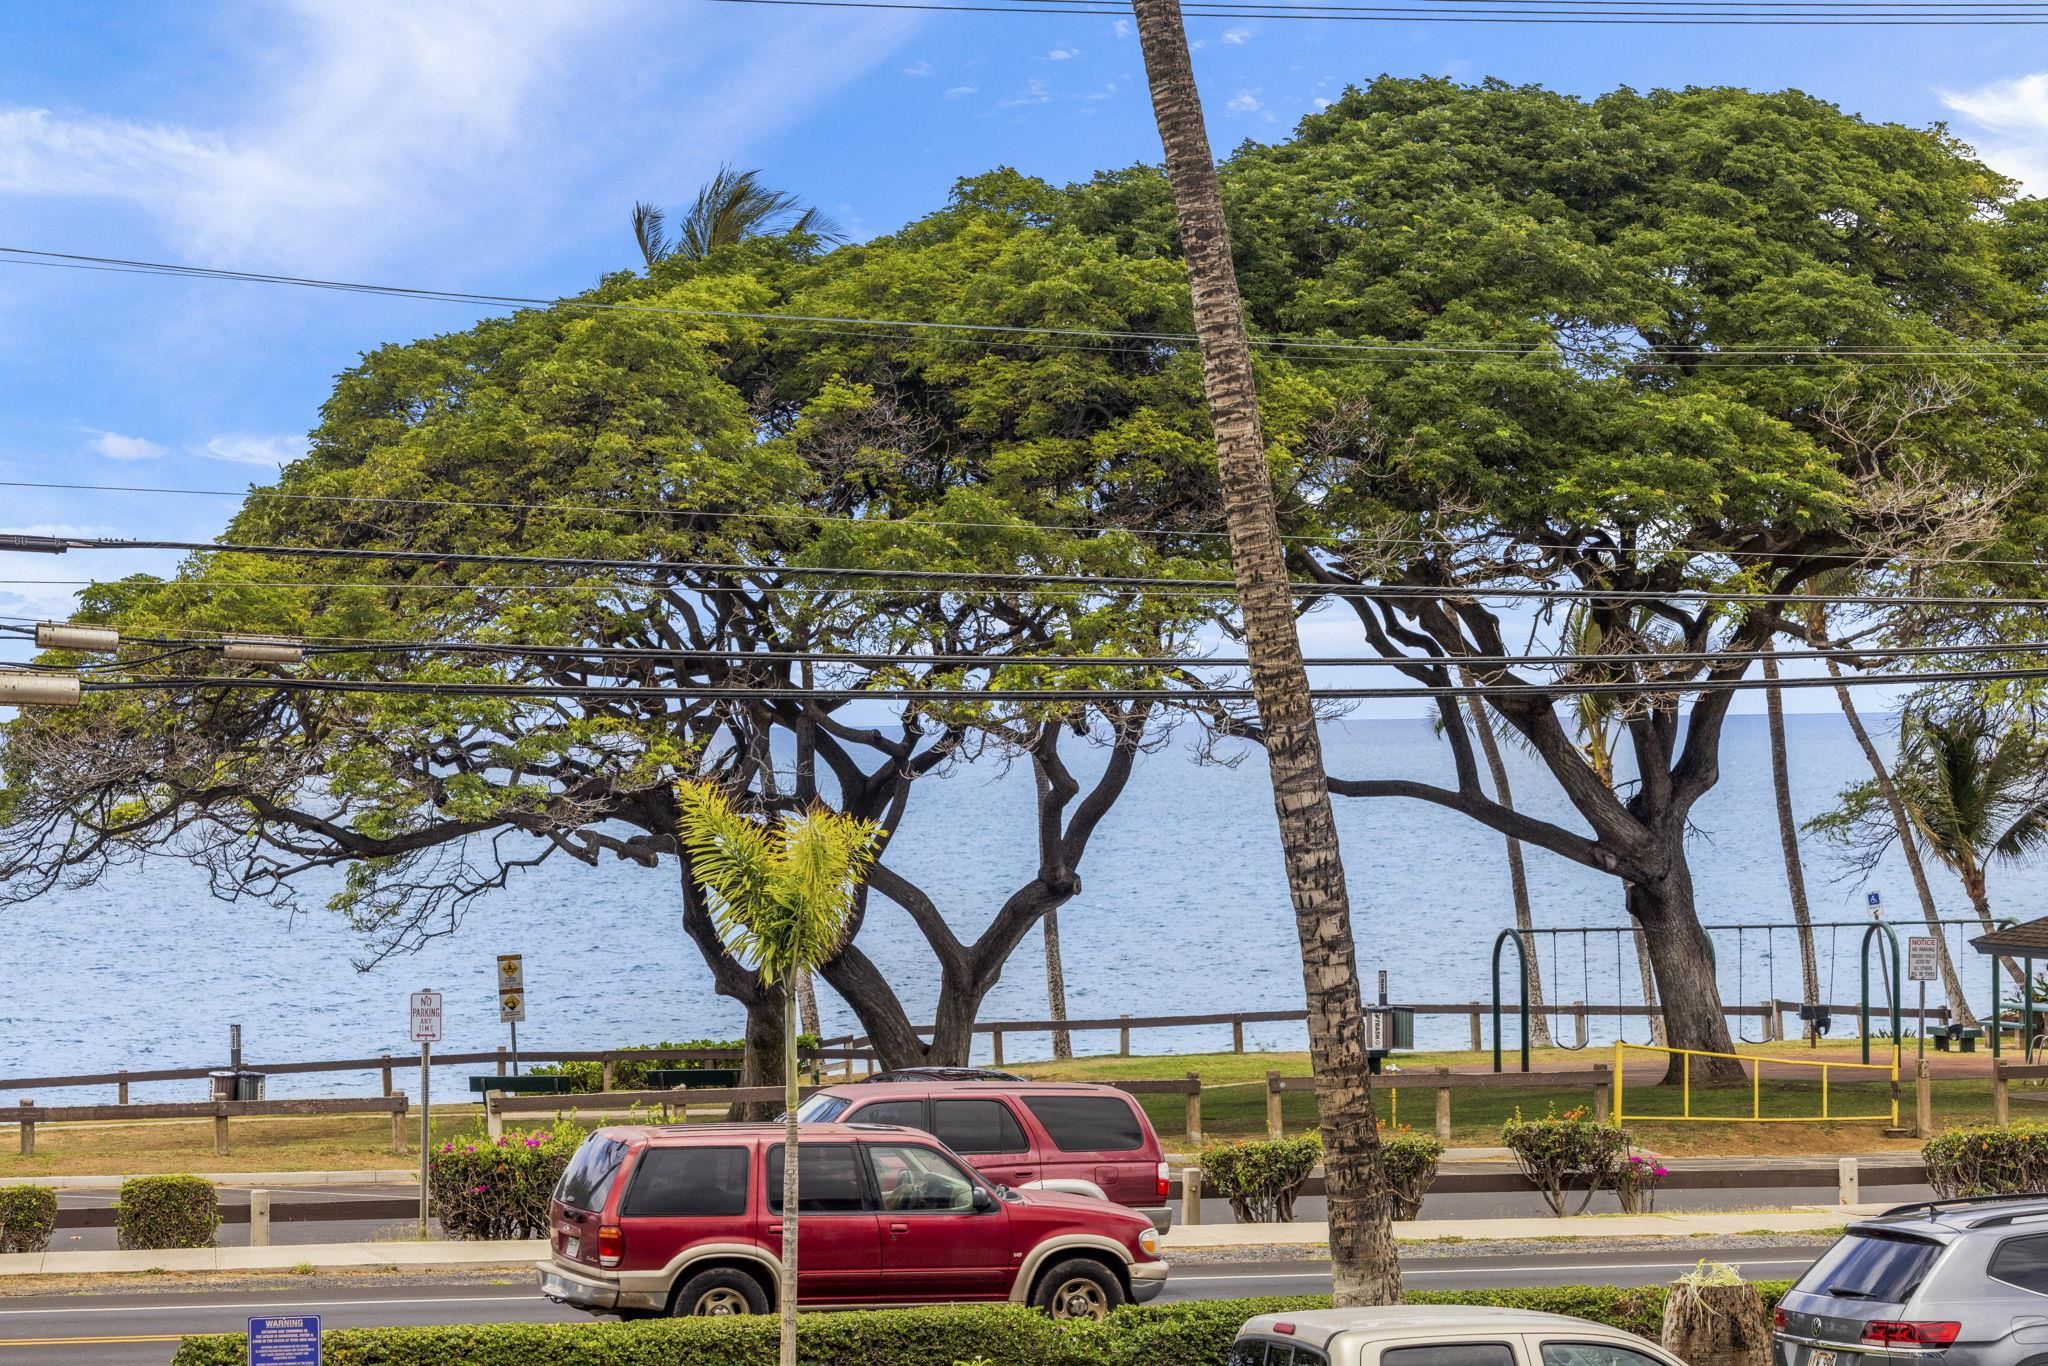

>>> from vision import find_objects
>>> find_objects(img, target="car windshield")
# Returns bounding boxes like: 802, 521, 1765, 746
793, 1094, 851, 1122
1793, 1230, 1945, 1304
554, 1135, 629, 1212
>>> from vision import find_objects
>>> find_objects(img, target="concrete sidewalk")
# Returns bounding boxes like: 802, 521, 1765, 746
0, 1206, 1875, 1277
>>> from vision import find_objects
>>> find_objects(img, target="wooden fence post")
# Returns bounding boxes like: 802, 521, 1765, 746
380, 1062, 393, 1098
1996, 1065, 2011, 1127
1266, 1070, 1283, 1140
17, 1101, 33, 1157
1574, 1006, 1589, 1050
495, 1047, 507, 1078
1434, 1070, 1452, 1143
992, 1030, 1005, 1068
117, 1073, 129, 1105
392, 1100, 407, 1153
1185, 1073, 1202, 1147
1181, 1165, 1202, 1226
1232, 1018, 1245, 1054
1468, 1005, 1482, 1053
1119, 1015, 1131, 1057
602, 1060, 616, 1092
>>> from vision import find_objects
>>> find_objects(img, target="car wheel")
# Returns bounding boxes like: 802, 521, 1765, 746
1032, 1257, 1124, 1321
671, 1266, 770, 1317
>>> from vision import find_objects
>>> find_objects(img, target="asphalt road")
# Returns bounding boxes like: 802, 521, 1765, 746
0, 1247, 1826, 1366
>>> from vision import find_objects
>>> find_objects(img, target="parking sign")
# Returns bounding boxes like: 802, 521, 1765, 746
409, 991, 443, 1043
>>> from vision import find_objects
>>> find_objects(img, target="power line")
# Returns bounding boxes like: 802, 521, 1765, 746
700, 0, 2048, 21
51, 661, 2048, 702
3, 247, 2040, 363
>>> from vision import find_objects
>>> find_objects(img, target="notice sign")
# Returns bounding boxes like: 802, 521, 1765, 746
249, 1315, 320, 1365
409, 990, 443, 1043
497, 953, 526, 1023
1908, 937, 1940, 983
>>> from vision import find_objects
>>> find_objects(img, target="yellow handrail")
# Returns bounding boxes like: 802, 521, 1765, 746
1610, 1040, 1899, 1126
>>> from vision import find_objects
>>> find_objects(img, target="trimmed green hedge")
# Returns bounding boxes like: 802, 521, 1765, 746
0, 1185, 56, 1253
170, 1284, 1795, 1365
115, 1175, 218, 1251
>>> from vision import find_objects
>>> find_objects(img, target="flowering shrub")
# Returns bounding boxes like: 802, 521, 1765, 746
1925, 1124, 2048, 1197
1501, 1106, 1630, 1217
1614, 1152, 1670, 1213
428, 1122, 587, 1240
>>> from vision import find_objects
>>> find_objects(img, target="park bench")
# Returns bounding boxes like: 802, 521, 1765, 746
468, 1075, 576, 1096
1933, 1025, 1985, 1053
646, 1068, 742, 1090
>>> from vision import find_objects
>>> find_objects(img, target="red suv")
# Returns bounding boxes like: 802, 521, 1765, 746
537, 1122, 1168, 1319
795, 1081, 1173, 1231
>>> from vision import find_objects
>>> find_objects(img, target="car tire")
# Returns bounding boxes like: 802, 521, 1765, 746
670, 1266, 771, 1317
1031, 1256, 1124, 1321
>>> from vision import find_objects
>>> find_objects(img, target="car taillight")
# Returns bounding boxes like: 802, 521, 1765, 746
1273, 1322, 1297, 1336
1773, 1308, 1786, 1331
597, 1224, 623, 1268
1158, 1161, 1170, 1199
1861, 1322, 1960, 1348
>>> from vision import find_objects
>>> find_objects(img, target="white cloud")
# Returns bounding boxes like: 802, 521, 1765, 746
0, 3, 626, 265
1314, 97, 1335, 109
1222, 25, 1252, 43
1085, 82, 1119, 101
903, 60, 933, 76
1227, 90, 1262, 114
944, 85, 979, 98
83, 429, 166, 461
1940, 73, 2048, 193
1000, 79, 1053, 109
1048, 45, 1079, 59
201, 433, 307, 467
1113, 17, 1131, 36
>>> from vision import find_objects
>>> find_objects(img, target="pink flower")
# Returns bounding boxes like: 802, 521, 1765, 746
472, 1184, 488, 1194
464, 1145, 475, 1153
525, 1137, 542, 1148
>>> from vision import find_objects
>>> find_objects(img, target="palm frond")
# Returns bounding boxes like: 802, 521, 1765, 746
630, 201, 672, 269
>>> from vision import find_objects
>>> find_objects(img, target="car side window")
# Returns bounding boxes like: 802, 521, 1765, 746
621, 1146, 749, 1218
864, 1142, 981, 1212
1992, 1235, 2048, 1294
1383, 1343, 1519, 1366
1539, 1343, 1672, 1366
1021, 1095, 1145, 1153
765, 1144, 870, 1214
1228, 1345, 1328, 1366
851, 1099, 927, 1130
934, 1099, 1030, 1155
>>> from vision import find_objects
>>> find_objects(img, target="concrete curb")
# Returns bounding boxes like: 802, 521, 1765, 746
1160, 1205, 1882, 1250
0, 1238, 543, 1277
15, 1170, 418, 1190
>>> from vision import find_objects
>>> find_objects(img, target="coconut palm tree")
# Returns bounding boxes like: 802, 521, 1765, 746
676, 781, 883, 1360
633, 166, 840, 268
1453, 671, 1553, 1049
1761, 637, 1823, 1041
1131, 0, 1399, 1305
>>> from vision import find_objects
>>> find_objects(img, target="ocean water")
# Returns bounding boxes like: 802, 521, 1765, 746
0, 712, 2020, 1100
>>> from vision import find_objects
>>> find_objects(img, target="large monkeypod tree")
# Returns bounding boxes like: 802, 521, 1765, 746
1079, 79, 2047, 1081
0, 180, 1338, 1082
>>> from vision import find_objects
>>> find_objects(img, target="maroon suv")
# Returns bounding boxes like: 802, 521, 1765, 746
537, 1122, 1168, 1319
795, 1080, 1173, 1231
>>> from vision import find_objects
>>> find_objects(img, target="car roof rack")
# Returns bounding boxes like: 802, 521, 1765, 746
1877, 1193, 2048, 1220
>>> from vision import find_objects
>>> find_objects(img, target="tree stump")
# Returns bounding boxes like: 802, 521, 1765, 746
1662, 1278, 1772, 1366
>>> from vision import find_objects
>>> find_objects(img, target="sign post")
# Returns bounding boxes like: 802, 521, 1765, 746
248, 1314, 320, 1366
409, 990, 443, 1237
497, 954, 526, 1076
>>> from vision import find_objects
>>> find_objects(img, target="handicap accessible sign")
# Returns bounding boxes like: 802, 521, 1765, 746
249, 1315, 320, 1365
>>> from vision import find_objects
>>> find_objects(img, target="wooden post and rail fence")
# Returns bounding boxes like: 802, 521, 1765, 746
9, 1095, 407, 1157
1263, 1066, 1614, 1142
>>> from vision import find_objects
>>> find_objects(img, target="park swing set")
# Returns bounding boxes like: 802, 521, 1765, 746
1486, 915, 2012, 1076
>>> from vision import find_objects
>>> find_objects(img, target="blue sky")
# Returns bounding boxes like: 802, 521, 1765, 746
0, 1, 2042, 710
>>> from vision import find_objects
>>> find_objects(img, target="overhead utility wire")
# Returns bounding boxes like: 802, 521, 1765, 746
3, 248, 2040, 361
6, 478, 2046, 574
59, 663, 2048, 702
3, 535, 2044, 608
10, 619, 2039, 670
699, 0, 2048, 22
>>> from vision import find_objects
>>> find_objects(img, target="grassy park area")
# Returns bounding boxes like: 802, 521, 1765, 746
0, 1037, 2031, 1175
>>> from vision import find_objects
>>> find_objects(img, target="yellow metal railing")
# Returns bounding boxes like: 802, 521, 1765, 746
1611, 1040, 1898, 1127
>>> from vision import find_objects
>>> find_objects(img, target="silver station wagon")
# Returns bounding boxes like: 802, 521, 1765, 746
1777, 1194, 2048, 1366
1232, 1305, 1690, 1366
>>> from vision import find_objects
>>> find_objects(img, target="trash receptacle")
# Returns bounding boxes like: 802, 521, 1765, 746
209, 1070, 266, 1101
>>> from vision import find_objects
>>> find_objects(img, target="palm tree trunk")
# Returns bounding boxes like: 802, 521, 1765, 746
1631, 915, 1668, 1046
1762, 645, 1822, 1041
781, 976, 799, 1366
1459, 683, 1552, 1048
1132, 0, 1397, 1306
1828, 659, 1977, 1028
797, 973, 822, 1050
1044, 909, 1073, 1060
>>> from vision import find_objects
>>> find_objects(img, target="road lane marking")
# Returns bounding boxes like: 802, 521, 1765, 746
0, 1293, 534, 1318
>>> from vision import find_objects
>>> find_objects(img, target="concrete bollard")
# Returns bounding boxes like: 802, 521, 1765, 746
1181, 1165, 1202, 1227
17, 1100, 33, 1157
1435, 1080, 1452, 1143
1839, 1156, 1860, 1206
249, 1189, 272, 1248
1119, 1015, 1131, 1058
1916, 1061, 1933, 1139
485, 1092, 505, 1141
1266, 1071, 1284, 1140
